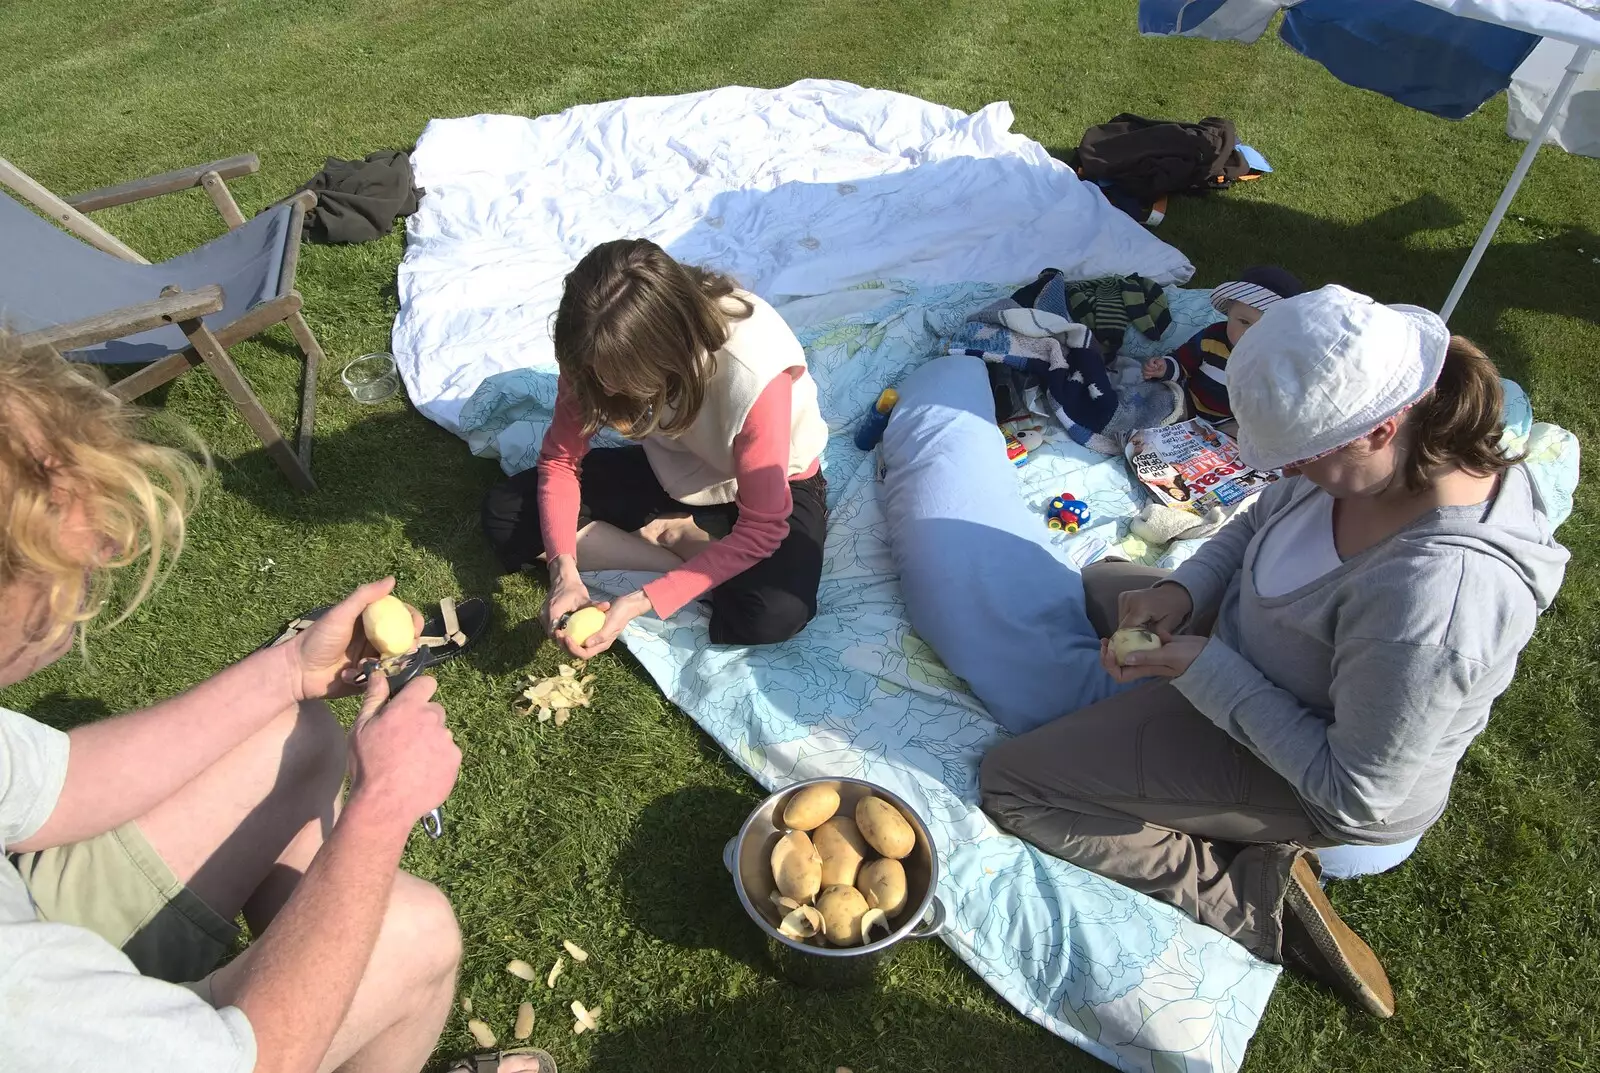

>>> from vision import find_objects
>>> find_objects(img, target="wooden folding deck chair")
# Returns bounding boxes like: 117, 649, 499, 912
0, 154, 324, 491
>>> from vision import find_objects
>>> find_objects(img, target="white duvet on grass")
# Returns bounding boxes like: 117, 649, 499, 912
394, 78, 1192, 435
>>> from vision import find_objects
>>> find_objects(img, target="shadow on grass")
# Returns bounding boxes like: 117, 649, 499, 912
218, 404, 509, 583
607, 794, 1106, 1071
1154, 190, 1600, 389
615, 786, 770, 971
583, 964, 1105, 1073
21, 691, 114, 732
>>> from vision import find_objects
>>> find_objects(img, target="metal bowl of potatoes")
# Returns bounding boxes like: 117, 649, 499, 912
722, 776, 946, 989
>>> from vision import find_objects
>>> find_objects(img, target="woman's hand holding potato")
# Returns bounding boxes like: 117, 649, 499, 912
1100, 633, 1207, 684
1116, 581, 1194, 638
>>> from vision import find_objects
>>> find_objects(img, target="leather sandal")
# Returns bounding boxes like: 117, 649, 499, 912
447, 1047, 557, 1073
260, 596, 490, 685
1281, 854, 1396, 1018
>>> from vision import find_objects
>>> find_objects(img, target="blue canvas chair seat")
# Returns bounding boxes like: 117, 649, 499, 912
0, 154, 325, 491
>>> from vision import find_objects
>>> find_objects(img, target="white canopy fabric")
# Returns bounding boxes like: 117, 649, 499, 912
1509, 38, 1600, 156
1414, 0, 1600, 49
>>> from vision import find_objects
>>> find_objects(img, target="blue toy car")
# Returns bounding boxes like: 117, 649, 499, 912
1047, 493, 1092, 533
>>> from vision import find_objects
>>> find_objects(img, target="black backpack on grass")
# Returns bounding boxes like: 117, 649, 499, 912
1068, 114, 1249, 202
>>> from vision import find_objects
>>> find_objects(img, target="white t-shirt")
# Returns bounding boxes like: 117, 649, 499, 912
1252, 489, 1344, 597
0, 706, 257, 1071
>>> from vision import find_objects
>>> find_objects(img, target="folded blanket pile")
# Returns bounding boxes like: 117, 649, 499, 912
953, 269, 1183, 454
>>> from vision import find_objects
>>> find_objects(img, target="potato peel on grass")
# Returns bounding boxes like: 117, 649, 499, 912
571, 1000, 600, 1034
546, 956, 565, 988
516, 663, 597, 724
514, 1001, 535, 1041
562, 939, 590, 963
506, 959, 537, 981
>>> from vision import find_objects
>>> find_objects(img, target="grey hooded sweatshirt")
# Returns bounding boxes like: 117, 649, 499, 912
1168, 464, 1568, 845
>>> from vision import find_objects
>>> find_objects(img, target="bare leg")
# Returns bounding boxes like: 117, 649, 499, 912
196, 873, 455, 1073
135, 702, 527, 1072
637, 512, 718, 560
137, 699, 346, 932
134, 699, 551, 1072
572, 519, 688, 573
205, 873, 546, 1073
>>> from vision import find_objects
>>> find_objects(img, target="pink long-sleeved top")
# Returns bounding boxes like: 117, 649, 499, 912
537, 372, 819, 618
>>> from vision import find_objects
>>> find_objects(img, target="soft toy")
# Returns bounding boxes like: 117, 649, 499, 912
1047, 493, 1092, 533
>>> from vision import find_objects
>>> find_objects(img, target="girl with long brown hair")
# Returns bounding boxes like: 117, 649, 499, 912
481, 238, 830, 653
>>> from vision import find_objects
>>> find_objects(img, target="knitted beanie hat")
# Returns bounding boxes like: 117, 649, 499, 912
1228, 285, 1449, 472
1210, 265, 1306, 314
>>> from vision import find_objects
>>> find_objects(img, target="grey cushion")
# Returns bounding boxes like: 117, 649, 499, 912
0, 192, 292, 363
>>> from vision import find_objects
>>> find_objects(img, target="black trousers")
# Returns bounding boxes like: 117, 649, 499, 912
481, 447, 827, 646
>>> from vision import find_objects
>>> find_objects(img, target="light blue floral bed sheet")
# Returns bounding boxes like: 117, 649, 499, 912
458, 281, 1579, 1073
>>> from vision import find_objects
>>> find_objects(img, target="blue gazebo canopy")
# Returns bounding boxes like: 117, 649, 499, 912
1137, 0, 1600, 318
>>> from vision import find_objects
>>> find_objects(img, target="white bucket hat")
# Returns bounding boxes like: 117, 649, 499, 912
1228, 284, 1450, 472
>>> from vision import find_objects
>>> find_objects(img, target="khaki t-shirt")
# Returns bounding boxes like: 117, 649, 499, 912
0, 706, 257, 1071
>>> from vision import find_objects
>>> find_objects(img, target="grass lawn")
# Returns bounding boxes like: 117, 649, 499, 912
5, 1, 1600, 1070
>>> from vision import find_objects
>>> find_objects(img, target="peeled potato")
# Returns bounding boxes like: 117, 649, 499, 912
813, 817, 871, 887
564, 606, 606, 646
782, 784, 841, 831
816, 884, 870, 946
1110, 627, 1164, 665
857, 857, 908, 916
771, 830, 823, 903
361, 595, 416, 659
855, 797, 915, 859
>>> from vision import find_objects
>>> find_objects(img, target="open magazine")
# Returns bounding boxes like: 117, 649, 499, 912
1125, 419, 1277, 513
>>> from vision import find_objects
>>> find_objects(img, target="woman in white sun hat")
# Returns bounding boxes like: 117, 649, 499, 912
981, 285, 1568, 1019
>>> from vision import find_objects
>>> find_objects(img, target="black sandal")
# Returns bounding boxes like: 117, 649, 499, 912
261, 596, 491, 685
447, 1048, 557, 1073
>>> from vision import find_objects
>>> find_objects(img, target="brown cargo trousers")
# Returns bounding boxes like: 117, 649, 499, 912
978, 562, 1332, 962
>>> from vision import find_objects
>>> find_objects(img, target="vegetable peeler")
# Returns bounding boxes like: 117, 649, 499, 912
358, 645, 445, 840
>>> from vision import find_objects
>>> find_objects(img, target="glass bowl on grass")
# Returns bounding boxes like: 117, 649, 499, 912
340, 353, 401, 404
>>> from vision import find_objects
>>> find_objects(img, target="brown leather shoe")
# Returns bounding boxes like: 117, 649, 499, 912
1281, 856, 1396, 1019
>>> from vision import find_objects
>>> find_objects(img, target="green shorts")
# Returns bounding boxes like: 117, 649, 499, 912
11, 819, 238, 991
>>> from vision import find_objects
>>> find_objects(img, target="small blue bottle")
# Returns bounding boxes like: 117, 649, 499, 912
854, 388, 899, 450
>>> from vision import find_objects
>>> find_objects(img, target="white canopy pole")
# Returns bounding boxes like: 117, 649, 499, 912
1440, 44, 1595, 322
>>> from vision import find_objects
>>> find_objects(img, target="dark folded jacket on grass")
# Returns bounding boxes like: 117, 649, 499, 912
298, 149, 420, 244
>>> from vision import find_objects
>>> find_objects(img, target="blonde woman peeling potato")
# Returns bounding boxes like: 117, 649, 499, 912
0, 338, 549, 1073
981, 287, 1567, 1020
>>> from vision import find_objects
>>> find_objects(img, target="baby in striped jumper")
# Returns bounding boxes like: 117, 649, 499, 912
1143, 265, 1305, 425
